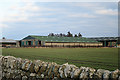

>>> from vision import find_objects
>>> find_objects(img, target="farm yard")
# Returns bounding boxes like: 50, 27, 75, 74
2, 47, 118, 71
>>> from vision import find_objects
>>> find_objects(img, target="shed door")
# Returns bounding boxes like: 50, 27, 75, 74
39, 41, 41, 46
28, 41, 31, 46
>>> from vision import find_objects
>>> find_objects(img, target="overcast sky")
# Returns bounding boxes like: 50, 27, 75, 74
0, 0, 118, 40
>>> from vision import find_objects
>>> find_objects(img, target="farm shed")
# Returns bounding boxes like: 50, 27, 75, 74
0, 38, 17, 47
19, 35, 102, 47
89, 37, 119, 47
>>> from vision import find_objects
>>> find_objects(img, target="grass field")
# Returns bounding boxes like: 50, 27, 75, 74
2, 48, 118, 71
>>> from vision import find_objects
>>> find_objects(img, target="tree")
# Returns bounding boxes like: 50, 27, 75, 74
67, 31, 73, 37
2, 37, 5, 39
60, 33, 63, 37
51, 33, 54, 36
67, 31, 70, 37
74, 34, 78, 37
48, 33, 54, 36
78, 33, 82, 37
62, 34, 66, 37
48, 32, 81, 37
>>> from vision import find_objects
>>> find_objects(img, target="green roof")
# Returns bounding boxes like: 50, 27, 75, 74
23, 35, 99, 43
89, 37, 118, 41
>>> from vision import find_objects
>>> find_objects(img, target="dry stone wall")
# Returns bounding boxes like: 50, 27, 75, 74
0, 55, 120, 80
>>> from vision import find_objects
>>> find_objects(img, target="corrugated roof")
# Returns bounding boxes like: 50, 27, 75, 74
23, 35, 99, 43
89, 37, 118, 41
0, 39, 16, 43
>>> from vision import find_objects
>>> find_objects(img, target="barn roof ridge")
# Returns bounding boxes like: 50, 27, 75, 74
29, 35, 87, 38
23, 35, 99, 43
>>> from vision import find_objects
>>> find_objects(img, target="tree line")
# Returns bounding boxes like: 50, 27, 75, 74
48, 31, 82, 37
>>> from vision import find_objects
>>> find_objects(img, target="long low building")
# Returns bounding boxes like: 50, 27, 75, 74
89, 37, 119, 47
18, 35, 103, 47
0, 38, 17, 47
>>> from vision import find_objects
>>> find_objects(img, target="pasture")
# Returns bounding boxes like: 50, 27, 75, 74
2, 48, 118, 71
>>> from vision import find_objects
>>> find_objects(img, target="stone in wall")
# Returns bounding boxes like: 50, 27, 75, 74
1, 56, 120, 79
111, 69, 120, 79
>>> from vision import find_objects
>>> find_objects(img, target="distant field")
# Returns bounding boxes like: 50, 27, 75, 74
2, 48, 118, 71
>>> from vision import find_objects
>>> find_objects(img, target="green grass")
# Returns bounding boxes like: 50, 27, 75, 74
2, 48, 118, 71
